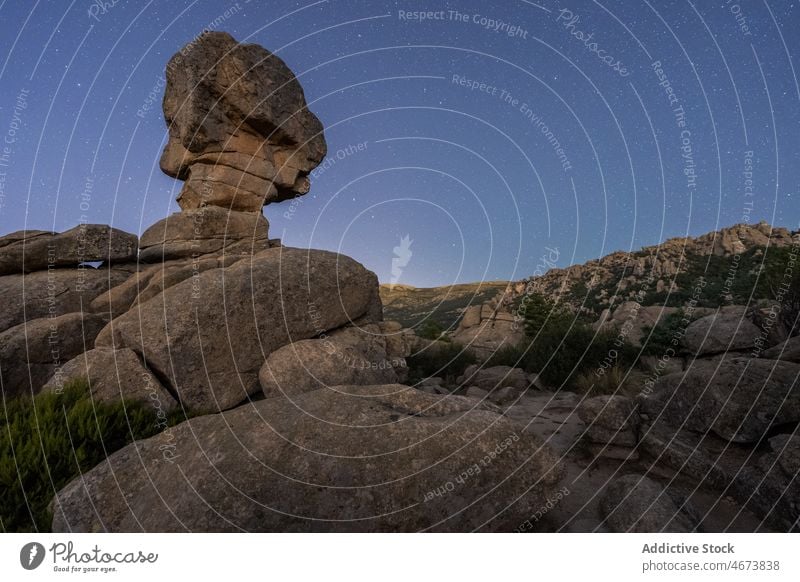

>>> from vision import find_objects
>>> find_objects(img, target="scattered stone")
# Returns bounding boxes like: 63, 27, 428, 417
465, 386, 489, 399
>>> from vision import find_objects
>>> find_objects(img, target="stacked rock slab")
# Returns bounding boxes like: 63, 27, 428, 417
0, 225, 138, 396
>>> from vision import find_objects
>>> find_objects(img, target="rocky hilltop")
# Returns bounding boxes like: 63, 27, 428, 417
512, 222, 799, 315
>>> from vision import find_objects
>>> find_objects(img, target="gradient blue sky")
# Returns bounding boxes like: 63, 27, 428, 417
0, 0, 797, 286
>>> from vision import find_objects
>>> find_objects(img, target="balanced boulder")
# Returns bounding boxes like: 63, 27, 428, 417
160, 31, 326, 212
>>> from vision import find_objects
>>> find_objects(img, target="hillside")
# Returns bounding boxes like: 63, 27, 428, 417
379, 281, 509, 329
510, 222, 799, 316
380, 222, 799, 332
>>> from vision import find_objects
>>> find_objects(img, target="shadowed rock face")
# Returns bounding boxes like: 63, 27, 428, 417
160, 31, 326, 212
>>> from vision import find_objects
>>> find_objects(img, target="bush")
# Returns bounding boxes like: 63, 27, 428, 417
518, 292, 571, 337
640, 310, 688, 356
573, 364, 625, 396
416, 320, 449, 341
484, 343, 529, 369
406, 342, 477, 383
516, 295, 637, 388
0, 379, 189, 532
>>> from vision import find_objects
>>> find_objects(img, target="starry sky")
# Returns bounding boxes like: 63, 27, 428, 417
0, 0, 797, 286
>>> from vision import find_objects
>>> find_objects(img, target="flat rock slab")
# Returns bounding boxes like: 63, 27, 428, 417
51, 384, 563, 532
0, 225, 137, 275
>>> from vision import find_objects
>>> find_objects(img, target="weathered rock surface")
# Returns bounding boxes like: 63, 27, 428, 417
0, 268, 130, 333
733, 433, 800, 532
683, 312, 761, 355
640, 356, 800, 443
0, 225, 137, 275
578, 395, 639, 447
0, 313, 109, 397
41, 347, 177, 410
138, 207, 271, 262
259, 322, 411, 399
451, 295, 525, 359
51, 384, 563, 532
160, 31, 326, 212
95, 247, 380, 411
600, 474, 701, 532
594, 302, 680, 347
457, 365, 529, 392
763, 335, 800, 363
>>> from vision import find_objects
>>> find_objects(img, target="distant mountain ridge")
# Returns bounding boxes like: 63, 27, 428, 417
381, 222, 799, 329
511, 221, 799, 316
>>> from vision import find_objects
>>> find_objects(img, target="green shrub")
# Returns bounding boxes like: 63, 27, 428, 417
518, 292, 572, 337
416, 320, 449, 341
0, 379, 189, 532
406, 342, 477, 383
573, 364, 625, 396
484, 343, 529, 369
640, 310, 689, 356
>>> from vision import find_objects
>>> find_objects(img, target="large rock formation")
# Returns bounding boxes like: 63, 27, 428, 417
95, 248, 381, 411
160, 31, 326, 212
0, 312, 109, 397
640, 355, 800, 443
51, 384, 563, 532
41, 347, 177, 410
259, 322, 413, 399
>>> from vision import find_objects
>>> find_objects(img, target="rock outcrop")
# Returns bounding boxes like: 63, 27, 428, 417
0, 225, 136, 275
451, 297, 525, 359
51, 384, 563, 532
160, 31, 326, 212
41, 347, 177, 410
640, 356, 800, 443
0, 312, 109, 397
259, 322, 413, 399
95, 247, 380, 411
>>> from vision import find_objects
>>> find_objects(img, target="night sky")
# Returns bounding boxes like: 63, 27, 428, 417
0, 0, 797, 286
